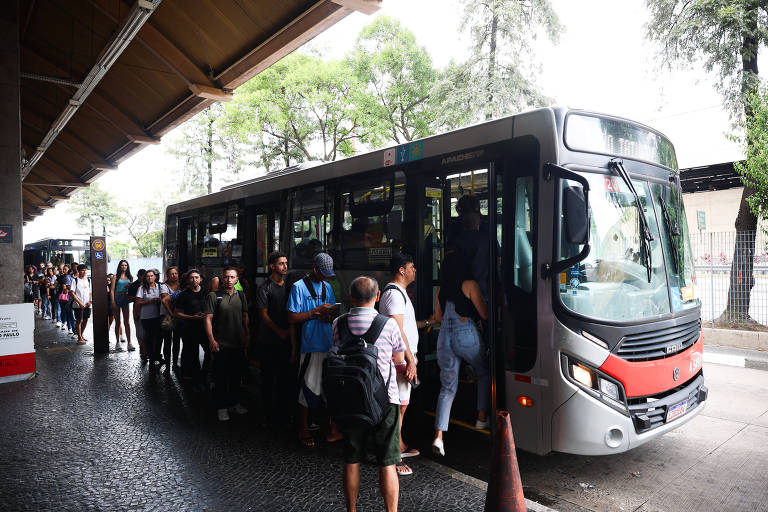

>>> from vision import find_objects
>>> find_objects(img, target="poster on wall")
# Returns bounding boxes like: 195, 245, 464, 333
0, 303, 35, 383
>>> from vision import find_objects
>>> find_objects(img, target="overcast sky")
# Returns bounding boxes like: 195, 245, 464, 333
23, 0, 745, 244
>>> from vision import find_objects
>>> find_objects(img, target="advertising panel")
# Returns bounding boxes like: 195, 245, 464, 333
0, 303, 35, 383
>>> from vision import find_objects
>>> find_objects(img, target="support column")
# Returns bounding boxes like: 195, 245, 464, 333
89, 237, 109, 354
0, 0, 22, 306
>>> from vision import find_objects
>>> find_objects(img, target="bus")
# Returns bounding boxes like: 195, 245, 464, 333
164, 107, 706, 455
24, 237, 91, 268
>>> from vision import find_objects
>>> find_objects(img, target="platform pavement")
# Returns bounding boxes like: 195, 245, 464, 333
0, 315, 553, 512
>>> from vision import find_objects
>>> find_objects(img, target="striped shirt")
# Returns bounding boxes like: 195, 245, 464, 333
332, 307, 405, 405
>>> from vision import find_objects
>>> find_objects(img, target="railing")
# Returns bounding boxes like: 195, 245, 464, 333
690, 231, 768, 326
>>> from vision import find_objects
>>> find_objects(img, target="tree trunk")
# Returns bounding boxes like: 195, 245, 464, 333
485, 11, 498, 121
719, 2, 759, 325
207, 116, 214, 195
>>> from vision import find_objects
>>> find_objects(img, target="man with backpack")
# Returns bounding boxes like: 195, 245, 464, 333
287, 252, 339, 447
204, 267, 250, 422
326, 276, 412, 512
69, 264, 92, 345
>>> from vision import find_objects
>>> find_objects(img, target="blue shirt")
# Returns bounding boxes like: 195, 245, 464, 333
287, 279, 336, 353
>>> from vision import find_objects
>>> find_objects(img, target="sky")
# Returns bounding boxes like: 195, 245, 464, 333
23, 0, 745, 244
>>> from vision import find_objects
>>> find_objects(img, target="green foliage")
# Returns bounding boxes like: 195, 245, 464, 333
645, 0, 768, 119
67, 182, 124, 236
167, 103, 247, 196
735, 87, 768, 222
124, 200, 164, 258
349, 15, 440, 144
438, 0, 561, 125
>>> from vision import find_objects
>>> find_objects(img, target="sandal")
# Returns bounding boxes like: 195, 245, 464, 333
300, 434, 316, 448
400, 447, 420, 458
396, 461, 413, 476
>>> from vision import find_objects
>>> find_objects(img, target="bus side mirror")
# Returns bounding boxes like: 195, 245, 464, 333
563, 186, 588, 245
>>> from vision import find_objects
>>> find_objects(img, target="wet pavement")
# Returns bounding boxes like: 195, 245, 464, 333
0, 316, 489, 512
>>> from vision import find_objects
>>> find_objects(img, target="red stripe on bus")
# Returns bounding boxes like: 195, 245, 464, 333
514, 374, 532, 383
0, 352, 36, 378
599, 332, 703, 398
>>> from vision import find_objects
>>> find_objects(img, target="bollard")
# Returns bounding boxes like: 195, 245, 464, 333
484, 410, 526, 512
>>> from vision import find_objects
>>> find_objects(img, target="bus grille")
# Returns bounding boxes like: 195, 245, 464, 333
628, 374, 707, 434
615, 319, 701, 361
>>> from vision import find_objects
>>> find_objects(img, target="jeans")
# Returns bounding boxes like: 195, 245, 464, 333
434, 301, 490, 432
59, 300, 74, 330
50, 297, 58, 322
41, 294, 49, 317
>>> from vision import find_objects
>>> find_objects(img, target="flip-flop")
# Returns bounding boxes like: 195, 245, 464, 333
396, 462, 413, 476
400, 447, 420, 458
300, 435, 316, 448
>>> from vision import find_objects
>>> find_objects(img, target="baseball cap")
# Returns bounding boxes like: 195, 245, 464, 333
313, 252, 335, 277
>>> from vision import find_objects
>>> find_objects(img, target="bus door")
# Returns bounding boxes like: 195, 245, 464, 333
177, 216, 196, 272
413, 165, 494, 430
245, 205, 281, 289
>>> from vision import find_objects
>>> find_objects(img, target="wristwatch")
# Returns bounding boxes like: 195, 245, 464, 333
424, 319, 430, 328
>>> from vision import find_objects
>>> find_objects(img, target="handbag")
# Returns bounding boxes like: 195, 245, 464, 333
58, 292, 69, 301
161, 313, 176, 332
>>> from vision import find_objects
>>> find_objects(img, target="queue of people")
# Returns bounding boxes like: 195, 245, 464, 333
24, 194, 491, 512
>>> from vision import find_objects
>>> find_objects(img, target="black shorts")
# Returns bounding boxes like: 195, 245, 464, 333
73, 307, 91, 321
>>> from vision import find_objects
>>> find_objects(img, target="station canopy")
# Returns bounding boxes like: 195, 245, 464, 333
19, 0, 379, 224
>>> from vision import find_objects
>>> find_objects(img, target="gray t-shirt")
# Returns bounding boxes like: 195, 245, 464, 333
135, 283, 169, 319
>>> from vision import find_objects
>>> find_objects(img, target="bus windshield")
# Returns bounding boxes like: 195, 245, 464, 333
559, 173, 672, 322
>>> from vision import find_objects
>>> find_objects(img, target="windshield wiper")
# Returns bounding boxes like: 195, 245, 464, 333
609, 159, 653, 283
659, 194, 681, 274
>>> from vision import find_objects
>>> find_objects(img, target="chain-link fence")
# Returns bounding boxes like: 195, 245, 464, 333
691, 231, 768, 326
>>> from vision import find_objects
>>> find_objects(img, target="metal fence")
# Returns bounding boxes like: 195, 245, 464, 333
691, 231, 768, 326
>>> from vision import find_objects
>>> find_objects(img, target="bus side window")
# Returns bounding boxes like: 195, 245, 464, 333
290, 185, 330, 267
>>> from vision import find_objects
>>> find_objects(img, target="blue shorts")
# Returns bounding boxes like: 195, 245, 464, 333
114, 292, 129, 308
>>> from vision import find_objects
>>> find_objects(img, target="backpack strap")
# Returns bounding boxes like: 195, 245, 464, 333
302, 275, 327, 302
382, 284, 407, 305
362, 314, 389, 346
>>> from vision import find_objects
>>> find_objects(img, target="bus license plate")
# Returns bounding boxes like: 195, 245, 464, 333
666, 399, 688, 423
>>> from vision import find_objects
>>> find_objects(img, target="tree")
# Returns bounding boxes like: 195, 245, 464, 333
349, 15, 440, 145
736, 86, 768, 228
167, 103, 247, 196
646, 0, 768, 324
438, 0, 561, 126
224, 53, 369, 169
67, 182, 124, 236
124, 200, 164, 258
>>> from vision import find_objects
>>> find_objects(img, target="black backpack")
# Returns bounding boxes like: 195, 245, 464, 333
323, 313, 391, 428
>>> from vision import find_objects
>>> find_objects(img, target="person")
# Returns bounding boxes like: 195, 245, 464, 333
333, 276, 408, 512
34, 263, 45, 314
69, 264, 93, 345
256, 251, 295, 426
127, 269, 147, 360
160, 267, 182, 372
135, 269, 169, 367
450, 194, 490, 297
111, 260, 134, 350
57, 265, 74, 334
379, 253, 431, 476
41, 267, 54, 320
64, 265, 77, 336
23, 265, 36, 305
106, 273, 118, 349
47, 267, 60, 326
175, 269, 208, 388
431, 250, 490, 457
204, 267, 250, 421
287, 252, 341, 447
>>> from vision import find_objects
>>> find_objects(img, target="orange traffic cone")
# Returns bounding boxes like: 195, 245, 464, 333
484, 410, 526, 512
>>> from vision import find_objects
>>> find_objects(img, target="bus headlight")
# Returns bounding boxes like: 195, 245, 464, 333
563, 356, 628, 415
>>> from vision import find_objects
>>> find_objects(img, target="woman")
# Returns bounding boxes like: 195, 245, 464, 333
135, 269, 169, 367
41, 267, 54, 320
174, 269, 209, 387
160, 267, 182, 373
47, 268, 60, 326
110, 260, 134, 351
23, 265, 36, 304
431, 249, 490, 457
106, 274, 119, 349
57, 266, 76, 336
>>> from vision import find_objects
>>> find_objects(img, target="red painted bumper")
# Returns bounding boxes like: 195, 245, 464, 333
599, 333, 703, 398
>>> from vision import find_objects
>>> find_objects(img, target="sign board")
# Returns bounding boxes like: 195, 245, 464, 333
0, 303, 35, 383
697, 210, 706, 231
0, 224, 12, 243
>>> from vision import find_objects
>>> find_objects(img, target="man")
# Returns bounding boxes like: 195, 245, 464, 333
175, 269, 208, 388
379, 253, 431, 476
69, 264, 92, 345
204, 267, 250, 421
333, 276, 411, 512
287, 252, 339, 447
256, 251, 295, 425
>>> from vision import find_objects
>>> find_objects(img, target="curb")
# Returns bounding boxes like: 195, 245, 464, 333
703, 345, 768, 371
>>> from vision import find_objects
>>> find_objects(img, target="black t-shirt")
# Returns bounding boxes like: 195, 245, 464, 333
127, 280, 142, 298
255, 278, 289, 345
175, 288, 207, 331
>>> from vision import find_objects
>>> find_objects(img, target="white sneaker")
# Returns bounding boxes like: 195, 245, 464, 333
127, 343, 136, 352
431, 438, 445, 457
114, 344, 123, 352
120, 336, 127, 343
475, 419, 489, 430
43, 316, 50, 320
217, 408, 230, 421
229, 403, 248, 415
67, 328, 72, 334
61, 324, 67, 330
56, 322, 61, 327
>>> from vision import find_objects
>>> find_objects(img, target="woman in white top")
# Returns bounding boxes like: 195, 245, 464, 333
135, 269, 169, 366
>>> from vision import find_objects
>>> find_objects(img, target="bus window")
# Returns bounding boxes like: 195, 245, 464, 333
341, 172, 405, 269
256, 214, 268, 274
198, 204, 242, 267
290, 186, 331, 267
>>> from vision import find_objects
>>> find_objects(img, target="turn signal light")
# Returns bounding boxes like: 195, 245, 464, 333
517, 396, 534, 407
